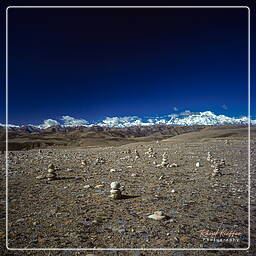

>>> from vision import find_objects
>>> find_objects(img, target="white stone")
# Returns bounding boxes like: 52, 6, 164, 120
196, 162, 201, 167
48, 168, 55, 173
110, 189, 119, 194
111, 181, 120, 189
81, 162, 87, 166
95, 184, 104, 188
148, 211, 167, 220
36, 175, 45, 180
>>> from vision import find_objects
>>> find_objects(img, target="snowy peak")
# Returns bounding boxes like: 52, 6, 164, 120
168, 111, 253, 126
0, 111, 255, 129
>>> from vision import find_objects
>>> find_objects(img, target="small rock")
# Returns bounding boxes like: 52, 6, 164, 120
180, 236, 191, 243
196, 162, 201, 167
148, 211, 167, 220
169, 163, 178, 167
110, 182, 120, 189
16, 218, 25, 223
36, 175, 45, 180
159, 175, 164, 180
95, 184, 104, 188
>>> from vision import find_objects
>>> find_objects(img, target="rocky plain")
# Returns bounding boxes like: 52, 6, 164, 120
0, 125, 255, 256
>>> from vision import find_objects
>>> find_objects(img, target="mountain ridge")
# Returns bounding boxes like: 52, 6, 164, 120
0, 111, 255, 129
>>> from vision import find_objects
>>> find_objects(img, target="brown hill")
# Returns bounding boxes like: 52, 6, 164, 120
163, 126, 254, 143
0, 125, 205, 151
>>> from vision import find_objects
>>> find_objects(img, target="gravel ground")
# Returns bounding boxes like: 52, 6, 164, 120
0, 138, 255, 255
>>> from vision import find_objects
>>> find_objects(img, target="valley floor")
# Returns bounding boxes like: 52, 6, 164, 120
0, 138, 255, 255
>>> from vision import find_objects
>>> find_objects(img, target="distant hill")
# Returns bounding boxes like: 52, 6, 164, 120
163, 126, 254, 143
0, 125, 206, 151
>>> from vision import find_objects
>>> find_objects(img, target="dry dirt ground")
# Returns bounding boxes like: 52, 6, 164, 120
0, 132, 255, 255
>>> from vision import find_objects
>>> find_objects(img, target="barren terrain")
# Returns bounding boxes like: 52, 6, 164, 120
0, 126, 255, 255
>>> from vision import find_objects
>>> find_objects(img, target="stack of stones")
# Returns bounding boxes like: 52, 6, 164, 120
161, 152, 169, 167
81, 160, 87, 166
145, 147, 155, 158
212, 163, 222, 177
134, 150, 140, 160
207, 152, 213, 162
220, 159, 225, 167
47, 163, 57, 181
110, 182, 122, 199
225, 140, 229, 145
156, 152, 169, 167
211, 159, 225, 177
95, 157, 105, 165
145, 147, 152, 155
207, 152, 225, 177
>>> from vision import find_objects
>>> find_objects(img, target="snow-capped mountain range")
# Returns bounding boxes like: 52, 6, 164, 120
1, 111, 255, 129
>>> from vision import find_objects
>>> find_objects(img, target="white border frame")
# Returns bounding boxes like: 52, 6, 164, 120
5, 5, 251, 251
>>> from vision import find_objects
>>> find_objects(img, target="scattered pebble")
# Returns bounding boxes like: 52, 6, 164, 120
148, 211, 167, 221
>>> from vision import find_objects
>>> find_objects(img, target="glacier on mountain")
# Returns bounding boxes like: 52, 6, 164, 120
1, 111, 255, 129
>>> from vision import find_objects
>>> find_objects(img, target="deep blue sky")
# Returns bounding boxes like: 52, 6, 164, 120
3, 7, 251, 124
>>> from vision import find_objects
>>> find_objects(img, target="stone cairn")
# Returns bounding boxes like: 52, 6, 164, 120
211, 162, 222, 177
145, 147, 156, 158
95, 157, 105, 165
220, 159, 225, 166
123, 149, 131, 154
156, 152, 169, 167
46, 163, 57, 181
110, 182, 122, 199
207, 152, 213, 162
81, 160, 87, 166
161, 152, 169, 167
207, 152, 225, 177
196, 162, 201, 168
134, 150, 140, 160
